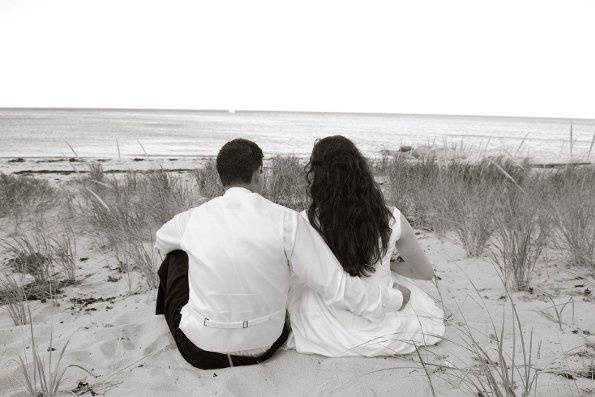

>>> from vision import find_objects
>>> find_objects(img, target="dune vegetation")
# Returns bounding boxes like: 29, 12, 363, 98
0, 152, 593, 396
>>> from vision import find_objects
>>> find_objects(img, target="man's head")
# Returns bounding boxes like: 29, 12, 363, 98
216, 139, 264, 193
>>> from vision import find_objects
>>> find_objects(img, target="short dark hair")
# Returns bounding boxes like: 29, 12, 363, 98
216, 139, 264, 186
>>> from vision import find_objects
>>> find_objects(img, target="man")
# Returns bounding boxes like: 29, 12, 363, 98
155, 138, 404, 369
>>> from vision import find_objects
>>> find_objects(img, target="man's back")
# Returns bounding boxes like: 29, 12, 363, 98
156, 187, 293, 353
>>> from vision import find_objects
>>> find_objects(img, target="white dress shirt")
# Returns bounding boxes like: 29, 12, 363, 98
155, 187, 403, 354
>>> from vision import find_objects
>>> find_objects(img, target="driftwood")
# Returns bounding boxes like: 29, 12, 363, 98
529, 161, 592, 169
13, 168, 195, 175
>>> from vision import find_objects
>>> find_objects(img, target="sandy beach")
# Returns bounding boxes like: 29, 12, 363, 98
1, 156, 594, 397
2, 0, 595, 394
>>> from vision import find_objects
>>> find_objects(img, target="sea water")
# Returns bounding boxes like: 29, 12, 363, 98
1, 108, 594, 162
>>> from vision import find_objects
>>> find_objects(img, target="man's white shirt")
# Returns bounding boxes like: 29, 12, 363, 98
155, 187, 403, 354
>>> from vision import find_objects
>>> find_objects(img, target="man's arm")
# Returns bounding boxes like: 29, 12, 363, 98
285, 211, 404, 321
154, 209, 193, 257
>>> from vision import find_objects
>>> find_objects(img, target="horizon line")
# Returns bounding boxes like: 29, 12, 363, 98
1, 106, 595, 123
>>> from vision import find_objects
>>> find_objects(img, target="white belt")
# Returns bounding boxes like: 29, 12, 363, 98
189, 306, 285, 329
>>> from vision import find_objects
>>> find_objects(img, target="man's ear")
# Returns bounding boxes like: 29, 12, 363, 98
252, 166, 263, 184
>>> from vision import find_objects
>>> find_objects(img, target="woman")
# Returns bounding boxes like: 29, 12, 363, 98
286, 135, 445, 357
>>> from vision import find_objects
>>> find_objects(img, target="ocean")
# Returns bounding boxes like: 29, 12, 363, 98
1, 108, 594, 162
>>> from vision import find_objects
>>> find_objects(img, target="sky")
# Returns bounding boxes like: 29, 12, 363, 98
0, 0, 594, 119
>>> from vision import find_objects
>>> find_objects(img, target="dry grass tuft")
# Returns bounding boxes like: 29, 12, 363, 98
0, 272, 28, 325
49, 226, 78, 283
1, 227, 79, 284
263, 156, 309, 210
546, 168, 595, 268
87, 162, 105, 183
458, 293, 539, 396
76, 165, 196, 288
0, 173, 57, 225
418, 277, 540, 397
440, 177, 501, 257
440, 158, 530, 257
381, 154, 532, 258
79, 166, 196, 236
2, 233, 54, 284
1, 153, 592, 297
539, 296, 575, 331
15, 308, 94, 396
491, 187, 550, 291
382, 155, 442, 230
192, 159, 224, 199
381, 153, 560, 289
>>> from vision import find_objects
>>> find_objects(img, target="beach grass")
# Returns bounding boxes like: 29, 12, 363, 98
379, 152, 595, 289
0, 272, 28, 325
381, 155, 443, 230
1, 152, 593, 395
15, 308, 93, 397
1, 232, 55, 285
0, 173, 57, 228
2, 154, 592, 293
417, 273, 541, 397
457, 290, 539, 396
490, 187, 550, 291
73, 164, 199, 288
192, 159, 223, 199
545, 168, 595, 268
263, 155, 309, 211
48, 225, 78, 284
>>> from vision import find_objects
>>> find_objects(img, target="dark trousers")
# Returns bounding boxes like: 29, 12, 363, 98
156, 250, 289, 370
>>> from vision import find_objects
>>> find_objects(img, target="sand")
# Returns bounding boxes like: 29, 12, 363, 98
0, 158, 593, 396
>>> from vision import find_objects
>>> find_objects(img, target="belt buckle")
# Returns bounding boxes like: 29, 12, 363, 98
242, 320, 248, 328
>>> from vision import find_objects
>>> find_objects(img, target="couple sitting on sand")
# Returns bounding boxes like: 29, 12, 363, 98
154, 135, 445, 369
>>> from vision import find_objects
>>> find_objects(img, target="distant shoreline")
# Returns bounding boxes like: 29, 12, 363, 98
2, 107, 595, 124
2, 154, 592, 180
0, 154, 217, 160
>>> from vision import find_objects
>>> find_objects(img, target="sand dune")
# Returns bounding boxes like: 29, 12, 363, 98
1, 227, 593, 396
1, 157, 594, 396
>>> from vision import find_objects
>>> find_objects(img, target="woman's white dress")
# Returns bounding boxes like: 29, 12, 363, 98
286, 208, 445, 357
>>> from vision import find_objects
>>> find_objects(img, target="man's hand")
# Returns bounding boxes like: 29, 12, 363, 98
394, 283, 411, 310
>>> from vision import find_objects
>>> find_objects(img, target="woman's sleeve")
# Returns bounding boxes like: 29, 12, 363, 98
284, 210, 404, 321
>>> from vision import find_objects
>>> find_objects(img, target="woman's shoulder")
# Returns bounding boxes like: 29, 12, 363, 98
391, 206, 401, 216
387, 206, 403, 241
387, 206, 401, 224
299, 210, 309, 222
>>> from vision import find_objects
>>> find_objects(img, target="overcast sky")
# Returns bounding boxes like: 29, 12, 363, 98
0, 0, 594, 119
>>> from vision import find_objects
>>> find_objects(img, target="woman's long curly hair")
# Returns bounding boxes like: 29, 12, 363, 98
306, 135, 394, 277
